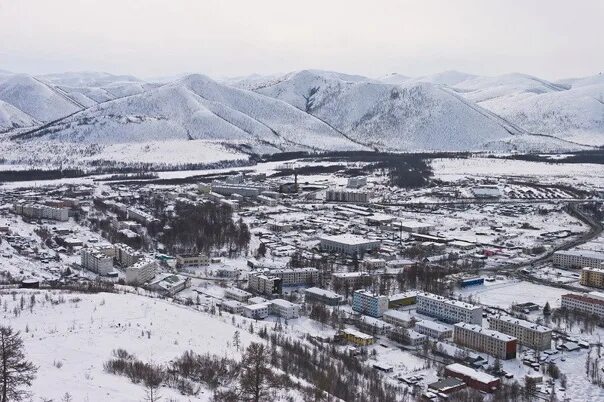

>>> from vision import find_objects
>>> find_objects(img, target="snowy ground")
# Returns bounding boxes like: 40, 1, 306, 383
1, 290, 266, 402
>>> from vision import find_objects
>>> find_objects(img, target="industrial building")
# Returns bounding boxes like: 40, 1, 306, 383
553, 250, 604, 269
444, 364, 500, 393
304, 287, 344, 306
352, 290, 389, 318
125, 258, 157, 285
320, 234, 380, 255
417, 293, 483, 325
453, 323, 517, 360
489, 315, 552, 351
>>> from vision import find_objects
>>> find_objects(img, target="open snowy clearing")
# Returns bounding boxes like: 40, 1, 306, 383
1, 290, 266, 402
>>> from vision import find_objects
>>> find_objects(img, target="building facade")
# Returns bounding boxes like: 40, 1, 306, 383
553, 250, 604, 269
320, 234, 380, 255
304, 287, 344, 306
580, 267, 604, 289
81, 248, 114, 275
561, 292, 604, 317
352, 290, 389, 318
125, 259, 157, 285
417, 293, 483, 325
453, 322, 517, 360
488, 315, 552, 351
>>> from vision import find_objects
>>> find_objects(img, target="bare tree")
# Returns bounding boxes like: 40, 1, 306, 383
143, 367, 163, 402
239, 342, 271, 402
0, 326, 37, 402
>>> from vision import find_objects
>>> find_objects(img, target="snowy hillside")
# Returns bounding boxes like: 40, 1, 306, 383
255, 70, 525, 151
19, 74, 369, 154
453, 73, 604, 145
0, 74, 83, 122
0, 99, 37, 133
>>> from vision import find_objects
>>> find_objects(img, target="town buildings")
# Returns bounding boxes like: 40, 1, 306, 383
453, 322, 518, 359
326, 188, 370, 203
114, 243, 141, 267
269, 299, 300, 319
248, 274, 281, 295
225, 287, 253, 302
340, 328, 375, 346
242, 303, 269, 320
489, 315, 552, 351
417, 293, 483, 325
13, 202, 69, 221
444, 364, 500, 393
176, 253, 210, 268
81, 247, 114, 275
414, 320, 453, 340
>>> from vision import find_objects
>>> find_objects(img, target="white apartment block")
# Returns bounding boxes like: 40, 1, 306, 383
488, 315, 552, 351
416, 293, 483, 325
14, 202, 69, 221
81, 248, 114, 275
382, 309, 415, 328
225, 287, 253, 302
125, 258, 157, 285
414, 320, 453, 339
242, 303, 269, 320
176, 253, 210, 267
222, 300, 244, 314
114, 243, 141, 267
561, 292, 604, 318
553, 250, 604, 269
270, 299, 300, 319
453, 322, 518, 360
352, 290, 389, 318
269, 268, 319, 286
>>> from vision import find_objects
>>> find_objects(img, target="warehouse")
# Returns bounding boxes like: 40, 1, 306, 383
320, 234, 380, 255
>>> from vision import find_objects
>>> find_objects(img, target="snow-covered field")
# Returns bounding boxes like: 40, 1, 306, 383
2, 290, 263, 402
457, 279, 569, 308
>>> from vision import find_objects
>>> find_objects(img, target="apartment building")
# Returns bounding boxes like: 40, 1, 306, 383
352, 290, 389, 318
580, 267, 604, 289
414, 320, 453, 340
14, 202, 69, 221
269, 299, 300, 319
417, 293, 483, 325
81, 247, 114, 275
388, 291, 418, 308
304, 287, 344, 306
561, 292, 604, 318
176, 253, 210, 268
248, 274, 281, 295
224, 287, 253, 302
331, 271, 372, 290
453, 322, 517, 360
114, 243, 141, 267
553, 250, 604, 269
489, 315, 552, 351
125, 258, 157, 285
325, 188, 370, 203
222, 300, 244, 314
127, 207, 158, 225
269, 268, 319, 286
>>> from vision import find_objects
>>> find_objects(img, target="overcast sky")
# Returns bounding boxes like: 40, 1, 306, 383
0, 0, 602, 80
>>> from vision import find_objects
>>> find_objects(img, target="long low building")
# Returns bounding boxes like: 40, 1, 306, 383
417, 292, 483, 325
488, 315, 551, 351
561, 292, 604, 317
445, 364, 500, 393
453, 322, 517, 360
320, 234, 380, 255
304, 287, 344, 306
414, 320, 453, 340
14, 202, 69, 221
553, 250, 604, 269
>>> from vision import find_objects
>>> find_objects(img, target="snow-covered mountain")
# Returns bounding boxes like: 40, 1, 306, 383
253, 69, 529, 151
18, 74, 369, 153
0, 99, 38, 133
0, 74, 83, 122
452, 73, 604, 145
